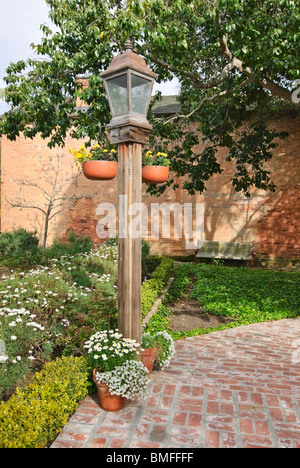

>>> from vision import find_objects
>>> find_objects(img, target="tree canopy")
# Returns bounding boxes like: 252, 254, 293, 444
0, 0, 299, 196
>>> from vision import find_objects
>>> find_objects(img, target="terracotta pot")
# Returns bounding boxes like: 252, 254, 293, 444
93, 368, 126, 412
82, 161, 118, 181
142, 166, 169, 184
141, 347, 157, 373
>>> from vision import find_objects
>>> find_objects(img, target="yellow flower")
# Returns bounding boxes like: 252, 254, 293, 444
111, 149, 116, 153
103, 149, 108, 153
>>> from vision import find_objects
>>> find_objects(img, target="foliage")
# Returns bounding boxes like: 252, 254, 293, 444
142, 331, 175, 369
0, 239, 119, 399
0, 356, 90, 448
141, 257, 174, 318
44, 231, 93, 260
0, 236, 166, 399
0, 229, 41, 268
142, 149, 170, 167
83, 328, 140, 372
95, 359, 148, 400
0, 0, 298, 196
145, 263, 300, 339
70, 143, 118, 167
0, 308, 46, 400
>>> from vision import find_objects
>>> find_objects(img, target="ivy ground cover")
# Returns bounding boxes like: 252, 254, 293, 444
146, 263, 300, 339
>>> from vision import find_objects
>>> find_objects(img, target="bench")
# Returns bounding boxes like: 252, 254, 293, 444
195, 241, 256, 267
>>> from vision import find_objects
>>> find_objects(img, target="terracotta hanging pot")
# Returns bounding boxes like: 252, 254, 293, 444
142, 166, 169, 184
93, 368, 126, 412
82, 161, 118, 181
141, 347, 157, 374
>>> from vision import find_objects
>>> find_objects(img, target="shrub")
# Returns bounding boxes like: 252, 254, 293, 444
0, 229, 41, 268
141, 257, 174, 318
0, 307, 46, 400
44, 231, 93, 259
0, 356, 90, 448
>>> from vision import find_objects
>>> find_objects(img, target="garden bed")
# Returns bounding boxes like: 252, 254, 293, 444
168, 297, 233, 332
144, 262, 300, 339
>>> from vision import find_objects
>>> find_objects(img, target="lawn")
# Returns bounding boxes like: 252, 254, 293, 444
145, 263, 300, 339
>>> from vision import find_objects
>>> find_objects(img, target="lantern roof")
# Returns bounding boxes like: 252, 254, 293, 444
101, 40, 157, 80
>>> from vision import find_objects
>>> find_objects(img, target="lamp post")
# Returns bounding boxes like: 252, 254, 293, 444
101, 41, 157, 345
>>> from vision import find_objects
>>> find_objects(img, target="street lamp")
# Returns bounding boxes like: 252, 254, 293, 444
101, 41, 157, 345
101, 40, 157, 144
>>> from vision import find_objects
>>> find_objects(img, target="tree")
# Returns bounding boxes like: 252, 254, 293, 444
0, 0, 299, 197
4, 153, 93, 248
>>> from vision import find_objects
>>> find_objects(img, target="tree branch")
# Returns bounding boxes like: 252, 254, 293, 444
219, 32, 299, 106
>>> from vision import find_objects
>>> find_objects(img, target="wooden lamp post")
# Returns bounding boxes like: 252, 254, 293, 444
101, 41, 157, 345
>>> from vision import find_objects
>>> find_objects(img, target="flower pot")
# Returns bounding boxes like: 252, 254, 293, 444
141, 347, 157, 373
82, 161, 118, 181
142, 166, 169, 184
93, 368, 126, 412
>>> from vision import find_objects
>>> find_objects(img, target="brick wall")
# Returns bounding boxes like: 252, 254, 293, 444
1, 115, 299, 259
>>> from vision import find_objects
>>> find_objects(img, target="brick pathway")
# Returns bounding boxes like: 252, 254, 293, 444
51, 318, 300, 449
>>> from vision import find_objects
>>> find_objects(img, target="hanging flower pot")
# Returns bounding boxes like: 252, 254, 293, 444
142, 150, 170, 184
69, 144, 118, 181
93, 368, 126, 412
82, 160, 118, 181
141, 347, 158, 374
142, 166, 169, 184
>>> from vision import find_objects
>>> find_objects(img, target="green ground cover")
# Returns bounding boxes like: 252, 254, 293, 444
145, 263, 300, 339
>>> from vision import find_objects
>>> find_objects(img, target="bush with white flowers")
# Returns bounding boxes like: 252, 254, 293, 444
142, 331, 175, 369
95, 360, 149, 400
0, 307, 47, 399
83, 329, 140, 372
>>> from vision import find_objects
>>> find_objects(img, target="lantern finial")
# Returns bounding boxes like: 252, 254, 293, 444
124, 39, 134, 51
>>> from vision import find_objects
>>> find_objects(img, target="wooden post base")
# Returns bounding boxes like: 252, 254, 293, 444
117, 142, 142, 345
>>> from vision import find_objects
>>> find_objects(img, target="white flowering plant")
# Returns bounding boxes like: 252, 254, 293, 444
95, 360, 149, 400
83, 329, 140, 372
0, 307, 47, 399
142, 331, 175, 369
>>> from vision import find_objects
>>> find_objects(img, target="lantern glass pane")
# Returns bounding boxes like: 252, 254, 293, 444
106, 74, 128, 115
131, 74, 152, 115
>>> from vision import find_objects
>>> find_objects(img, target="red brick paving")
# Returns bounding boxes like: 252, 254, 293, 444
51, 318, 300, 449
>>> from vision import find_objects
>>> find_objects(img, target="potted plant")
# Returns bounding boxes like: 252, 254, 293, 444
84, 329, 148, 411
141, 331, 175, 371
141, 333, 158, 373
142, 150, 170, 184
69, 144, 118, 181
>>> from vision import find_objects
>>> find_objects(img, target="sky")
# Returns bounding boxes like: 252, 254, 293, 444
0, 0, 179, 114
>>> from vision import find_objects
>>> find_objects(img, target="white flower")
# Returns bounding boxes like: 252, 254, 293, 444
10, 336, 17, 341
